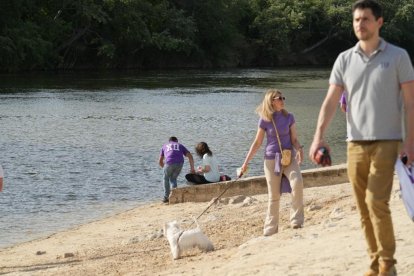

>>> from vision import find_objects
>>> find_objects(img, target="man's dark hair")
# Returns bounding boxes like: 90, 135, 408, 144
169, 136, 178, 142
352, 0, 382, 19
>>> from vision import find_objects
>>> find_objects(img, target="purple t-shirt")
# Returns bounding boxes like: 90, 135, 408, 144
259, 111, 295, 160
160, 142, 189, 165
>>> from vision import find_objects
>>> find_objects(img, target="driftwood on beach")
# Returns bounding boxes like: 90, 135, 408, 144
170, 164, 348, 204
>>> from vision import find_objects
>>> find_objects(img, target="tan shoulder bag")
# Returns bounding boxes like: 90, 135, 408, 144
272, 117, 291, 166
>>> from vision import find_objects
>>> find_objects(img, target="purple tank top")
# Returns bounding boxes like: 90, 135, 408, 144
259, 111, 295, 160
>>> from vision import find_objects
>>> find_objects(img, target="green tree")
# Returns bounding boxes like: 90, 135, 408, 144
0, 0, 58, 70
100, 0, 198, 68
1, 0, 414, 71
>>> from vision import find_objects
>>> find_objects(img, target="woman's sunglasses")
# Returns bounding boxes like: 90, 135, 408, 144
273, 96, 286, 101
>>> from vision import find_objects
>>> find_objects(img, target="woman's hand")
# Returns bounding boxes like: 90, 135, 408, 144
197, 165, 211, 174
296, 148, 304, 165
197, 166, 203, 174
237, 163, 249, 177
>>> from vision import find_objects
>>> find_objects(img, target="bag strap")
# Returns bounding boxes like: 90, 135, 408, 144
271, 116, 284, 153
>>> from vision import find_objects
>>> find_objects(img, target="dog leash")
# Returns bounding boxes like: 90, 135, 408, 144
175, 173, 245, 244
181, 171, 247, 233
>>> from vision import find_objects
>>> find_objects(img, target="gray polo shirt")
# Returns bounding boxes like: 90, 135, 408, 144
330, 38, 414, 141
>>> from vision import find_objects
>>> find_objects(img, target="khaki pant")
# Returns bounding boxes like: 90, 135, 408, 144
263, 159, 304, 235
347, 140, 399, 269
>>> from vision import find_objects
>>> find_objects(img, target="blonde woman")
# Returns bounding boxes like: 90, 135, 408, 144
241, 89, 304, 236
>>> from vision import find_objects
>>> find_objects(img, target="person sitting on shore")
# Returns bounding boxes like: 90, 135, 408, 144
185, 142, 221, 185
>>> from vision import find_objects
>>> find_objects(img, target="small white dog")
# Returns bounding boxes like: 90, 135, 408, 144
163, 220, 214, 259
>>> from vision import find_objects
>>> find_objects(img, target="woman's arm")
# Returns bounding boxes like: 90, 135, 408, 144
241, 127, 265, 172
198, 165, 211, 173
198, 154, 212, 173
290, 123, 303, 164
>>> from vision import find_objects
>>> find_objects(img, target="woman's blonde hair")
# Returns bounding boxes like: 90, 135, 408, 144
255, 89, 288, 121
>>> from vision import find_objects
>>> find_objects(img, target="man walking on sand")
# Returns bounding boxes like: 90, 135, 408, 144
309, 1, 414, 275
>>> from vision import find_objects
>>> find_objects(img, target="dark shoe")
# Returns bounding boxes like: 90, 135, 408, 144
292, 224, 302, 229
379, 260, 397, 276
162, 197, 169, 203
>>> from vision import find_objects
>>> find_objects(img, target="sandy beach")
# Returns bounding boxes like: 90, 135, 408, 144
0, 175, 413, 276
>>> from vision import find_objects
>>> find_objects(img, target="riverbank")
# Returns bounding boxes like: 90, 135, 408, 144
1, 176, 413, 275
0, 68, 348, 252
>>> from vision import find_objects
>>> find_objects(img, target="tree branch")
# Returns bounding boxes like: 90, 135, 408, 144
301, 29, 338, 54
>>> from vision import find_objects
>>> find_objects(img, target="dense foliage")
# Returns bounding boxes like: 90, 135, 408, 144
1, 0, 414, 71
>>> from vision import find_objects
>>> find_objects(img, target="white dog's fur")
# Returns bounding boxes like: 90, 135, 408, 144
163, 220, 214, 259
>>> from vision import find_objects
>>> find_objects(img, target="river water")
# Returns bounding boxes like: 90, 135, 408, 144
0, 68, 346, 248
